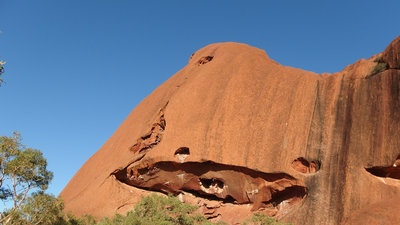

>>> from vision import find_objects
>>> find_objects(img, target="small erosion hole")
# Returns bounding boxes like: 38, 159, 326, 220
175, 147, 190, 155
197, 56, 214, 65
199, 178, 225, 195
200, 178, 224, 189
174, 147, 190, 163
291, 157, 320, 174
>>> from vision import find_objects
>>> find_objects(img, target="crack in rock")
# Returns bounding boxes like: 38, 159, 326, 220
197, 56, 214, 65
129, 103, 167, 154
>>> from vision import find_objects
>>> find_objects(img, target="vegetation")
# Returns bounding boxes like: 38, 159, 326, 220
0, 60, 5, 85
88, 194, 225, 225
371, 62, 389, 75
61, 194, 291, 225
7, 192, 66, 225
371, 57, 389, 76
243, 213, 293, 225
0, 132, 54, 224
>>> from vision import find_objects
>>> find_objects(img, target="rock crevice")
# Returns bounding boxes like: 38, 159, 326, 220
129, 102, 168, 154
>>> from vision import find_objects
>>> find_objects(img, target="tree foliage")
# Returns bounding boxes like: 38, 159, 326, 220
7, 192, 65, 225
0, 132, 53, 224
0, 60, 5, 85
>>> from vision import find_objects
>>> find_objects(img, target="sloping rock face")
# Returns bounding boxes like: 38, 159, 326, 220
61, 37, 400, 225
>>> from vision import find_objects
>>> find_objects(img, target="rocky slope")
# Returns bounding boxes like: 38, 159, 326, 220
61, 36, 400, 225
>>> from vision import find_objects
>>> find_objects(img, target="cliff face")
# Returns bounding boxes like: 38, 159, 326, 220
60, 37, 400, 225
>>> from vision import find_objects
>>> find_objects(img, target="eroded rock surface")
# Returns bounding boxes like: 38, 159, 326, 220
61, 37, 400, 225
113, 160, 307, 212
129, 102, 167, 154
291, 157, 320, 174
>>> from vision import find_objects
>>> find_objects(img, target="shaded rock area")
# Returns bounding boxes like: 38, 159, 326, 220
291, 157, 320, 174
365, 154, 400, 180
61, 36, 400, 225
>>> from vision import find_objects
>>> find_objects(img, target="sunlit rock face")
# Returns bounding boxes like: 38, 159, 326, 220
61, 37, 400, 225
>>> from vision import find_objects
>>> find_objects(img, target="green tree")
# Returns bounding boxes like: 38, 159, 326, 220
9, 192, 65, 225
0, 60, 5, 85
0, 132, 53, 224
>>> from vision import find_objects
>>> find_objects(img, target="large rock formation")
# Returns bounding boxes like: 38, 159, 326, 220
61, 36, 400, 225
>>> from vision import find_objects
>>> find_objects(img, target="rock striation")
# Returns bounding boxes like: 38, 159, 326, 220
61, 36, 400, 225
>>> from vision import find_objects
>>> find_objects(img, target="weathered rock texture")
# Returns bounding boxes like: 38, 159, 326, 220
61, 36, 400, 225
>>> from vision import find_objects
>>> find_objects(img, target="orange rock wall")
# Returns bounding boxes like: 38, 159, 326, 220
61, 37, 400, 225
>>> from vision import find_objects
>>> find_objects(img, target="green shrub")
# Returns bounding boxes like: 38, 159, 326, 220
95, 194, 221, 225
18, 193, 292, 225
242, 213, 293, 225
371, 62, 389, 75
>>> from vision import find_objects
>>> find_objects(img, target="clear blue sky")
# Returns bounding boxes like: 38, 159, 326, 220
0, 1, 399, 196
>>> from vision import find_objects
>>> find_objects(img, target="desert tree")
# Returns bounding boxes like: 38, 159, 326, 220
0, 132, 53, 224
15, 192, 65, 225
0, 60, 5, 85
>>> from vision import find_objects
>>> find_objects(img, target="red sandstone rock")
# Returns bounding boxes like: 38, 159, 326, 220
61, 36, 400, 225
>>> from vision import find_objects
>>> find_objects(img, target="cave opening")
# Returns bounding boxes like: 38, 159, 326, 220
365, 166, 400, 180
175, 147, 190, 155
199, 178, 224, 189
365, 155, 400, 180
174, 147, 190, 163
